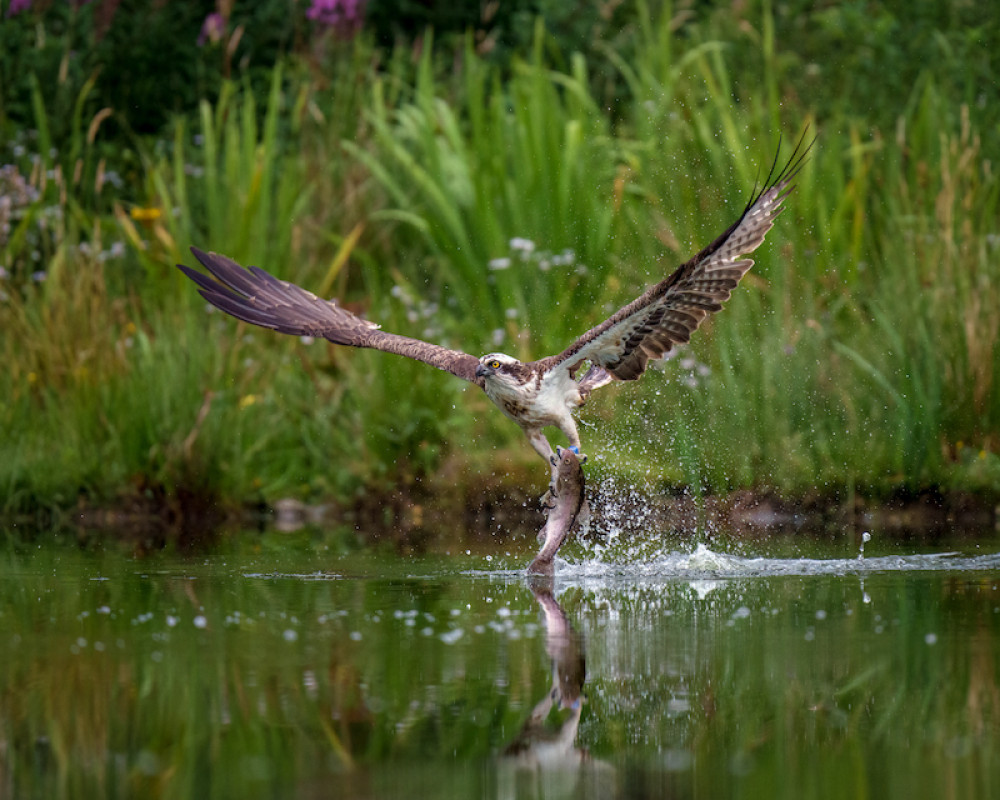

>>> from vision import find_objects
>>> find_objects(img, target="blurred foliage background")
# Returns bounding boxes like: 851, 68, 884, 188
1, 0, 998, 522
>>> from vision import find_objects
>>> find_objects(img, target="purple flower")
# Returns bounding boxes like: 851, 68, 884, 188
197, 12, 225, 46
306, 0, 365, 34
7, 0, 32, 17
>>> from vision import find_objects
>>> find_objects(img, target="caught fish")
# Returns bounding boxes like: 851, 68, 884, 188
527, 447, 586, 576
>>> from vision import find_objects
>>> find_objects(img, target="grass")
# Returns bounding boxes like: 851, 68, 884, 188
344, 25, 635, 358
1, 4, 998, 522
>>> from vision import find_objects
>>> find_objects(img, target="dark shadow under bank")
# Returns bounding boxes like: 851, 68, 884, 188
10, 476, 999, 553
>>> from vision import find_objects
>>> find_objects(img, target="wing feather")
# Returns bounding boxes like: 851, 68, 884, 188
540, 131, 812, 383
178, 248, 483, 384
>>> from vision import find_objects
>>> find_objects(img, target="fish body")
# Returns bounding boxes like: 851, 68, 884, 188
527, 448, 586, 576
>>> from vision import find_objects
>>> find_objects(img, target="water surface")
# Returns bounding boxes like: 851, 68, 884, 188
1, 529, 998, 798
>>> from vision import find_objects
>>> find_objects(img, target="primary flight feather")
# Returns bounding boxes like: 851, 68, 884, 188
178, 133, 811, 485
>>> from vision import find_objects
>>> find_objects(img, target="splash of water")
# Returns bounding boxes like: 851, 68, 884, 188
858, 531, 872, 561
552, 542, 1000, 584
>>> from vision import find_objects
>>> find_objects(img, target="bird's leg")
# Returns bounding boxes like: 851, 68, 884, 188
525, 428, 561, 519
525, 427, 555, 463
558, 422, 588, 465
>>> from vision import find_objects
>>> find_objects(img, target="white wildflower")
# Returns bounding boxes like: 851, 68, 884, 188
552, 249, 576, 266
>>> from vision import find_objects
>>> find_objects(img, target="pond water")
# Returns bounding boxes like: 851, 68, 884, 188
1, 527, 998, 799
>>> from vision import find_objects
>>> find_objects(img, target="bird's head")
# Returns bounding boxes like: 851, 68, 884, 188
475, 352, 522, 381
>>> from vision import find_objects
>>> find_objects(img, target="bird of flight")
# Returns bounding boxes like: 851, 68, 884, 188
178, 134, 811, 487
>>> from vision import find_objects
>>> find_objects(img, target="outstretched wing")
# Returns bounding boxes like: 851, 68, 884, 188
178, 248, 483, 384
540, 132, 812, 382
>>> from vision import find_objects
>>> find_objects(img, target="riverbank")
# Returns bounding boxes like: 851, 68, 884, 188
20, 468, 999, 554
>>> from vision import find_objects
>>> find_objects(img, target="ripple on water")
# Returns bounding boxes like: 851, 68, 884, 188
515, 543, 1000, 584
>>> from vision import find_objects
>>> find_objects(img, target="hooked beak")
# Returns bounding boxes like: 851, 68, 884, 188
475, 364, 491, 379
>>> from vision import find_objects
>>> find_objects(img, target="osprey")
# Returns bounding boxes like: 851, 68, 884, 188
178, 135, 810, 487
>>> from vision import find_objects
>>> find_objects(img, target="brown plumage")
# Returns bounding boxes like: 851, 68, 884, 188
178, 132, 812, 479
537, 132, 811, 382
178, 251, 483, 384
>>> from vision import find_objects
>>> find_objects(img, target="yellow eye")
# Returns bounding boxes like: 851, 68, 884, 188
488, 359, 501, 369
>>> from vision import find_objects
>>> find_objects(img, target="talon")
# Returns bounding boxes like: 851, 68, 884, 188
550, 453, 559, 466
540, 487, 556, 510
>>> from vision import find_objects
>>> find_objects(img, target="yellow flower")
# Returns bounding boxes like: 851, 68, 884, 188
238, 394, 257, 410
129, 206, 162, 223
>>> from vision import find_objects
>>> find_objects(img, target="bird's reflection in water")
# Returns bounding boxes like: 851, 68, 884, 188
499, 576, 615, 799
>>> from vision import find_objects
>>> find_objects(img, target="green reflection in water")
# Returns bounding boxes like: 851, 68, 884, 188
0, 534, 998, 799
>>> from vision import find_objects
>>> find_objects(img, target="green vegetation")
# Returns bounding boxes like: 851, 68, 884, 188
2, 1, 998, 522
